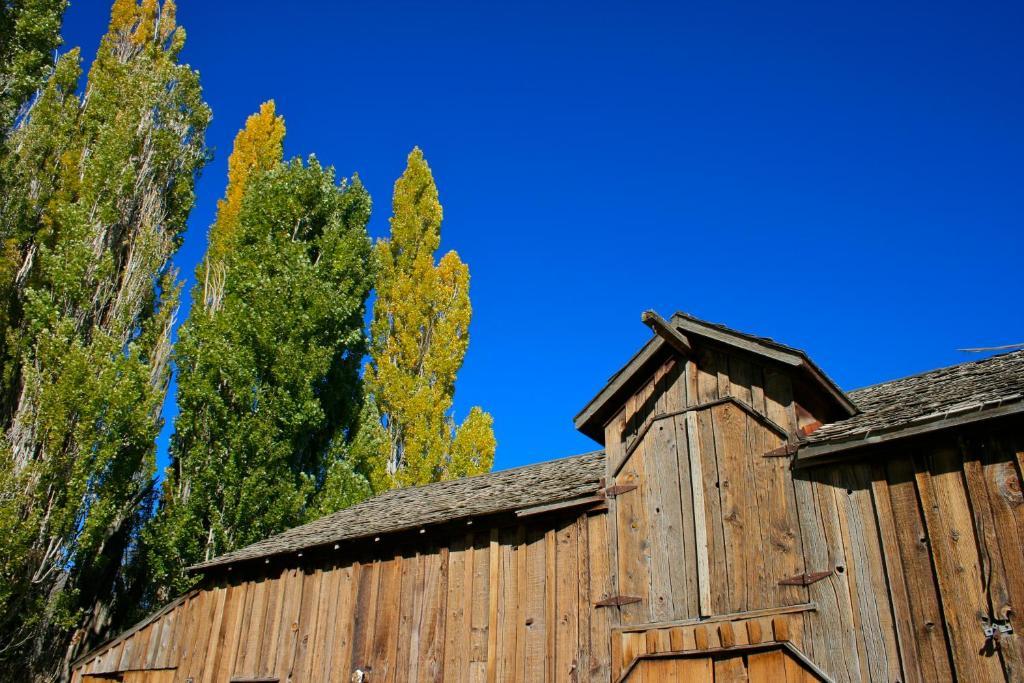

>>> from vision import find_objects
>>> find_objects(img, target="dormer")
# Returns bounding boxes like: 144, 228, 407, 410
574, 310, 856, 449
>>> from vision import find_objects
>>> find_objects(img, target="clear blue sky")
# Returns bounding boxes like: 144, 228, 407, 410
62, 0, 1023, 472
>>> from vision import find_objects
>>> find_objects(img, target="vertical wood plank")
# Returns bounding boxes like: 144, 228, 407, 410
395, 550, 420, 682
915, 447, 1004, 682
685, 411, 712, 616
372, 555, 403, 682
350, 560, 379, 675
237, 577, 267, 676
647, 413, 691, 621
792, 470, 860, 681
587, 513, 612, 681
418, 546, 448, 683
545, 528, 557, 683
522, 527, 547, 680
330, 564, 357, 682
749, 649, 787, 681
885, 455, 953, 682
555, 519, 579, 681
712, 400, 753, 612
469, 534, 489, 683
576, 514, 592, 682
313, 562, 342, 683
615, 441, 650, 625
443, 535, 469, 681
495, 526, 521, 681
968, 435, 1024, 679
288, 567, 323, 683
486, 529, 500, 683
870, 465, 924, 683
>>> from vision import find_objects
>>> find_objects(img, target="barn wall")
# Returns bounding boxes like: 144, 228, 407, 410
73, 332, 1024, 683
72, 511, 615, 683
601, 343, 1024, 682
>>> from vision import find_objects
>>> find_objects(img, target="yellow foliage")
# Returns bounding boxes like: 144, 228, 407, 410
109, 0, 137, 33
133, 0, 157, 44
107, 0, 176, 46
199, 101, 285, 310
366, 148, 495, 489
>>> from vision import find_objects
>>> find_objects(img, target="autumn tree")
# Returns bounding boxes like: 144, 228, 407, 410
143, 111, 374, 601
0, 0, 210, 678
198, 99, 285, 313
363, 148, 495, 490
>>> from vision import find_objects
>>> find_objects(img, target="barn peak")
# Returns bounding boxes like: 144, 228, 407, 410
574, 310, 857, 444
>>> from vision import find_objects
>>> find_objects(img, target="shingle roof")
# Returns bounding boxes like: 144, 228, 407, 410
192, 351, 1024, 573
808, 349, 1024, 446
190, 450, 605, 572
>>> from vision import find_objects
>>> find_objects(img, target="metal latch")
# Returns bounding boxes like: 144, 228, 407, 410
983, 618, 1013, 638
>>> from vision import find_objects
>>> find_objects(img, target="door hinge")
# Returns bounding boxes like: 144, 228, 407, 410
764, 443, 800, 458
778, 569, 833, 586
603, 483, 638, 498
595, 595, 642, 607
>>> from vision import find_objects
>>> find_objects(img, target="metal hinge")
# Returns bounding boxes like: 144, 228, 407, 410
778, 569, 834, 586
764, 443, 800, 458
983, 618, 1014, 638
595, 595, 642, 607
603, 483, 638, 498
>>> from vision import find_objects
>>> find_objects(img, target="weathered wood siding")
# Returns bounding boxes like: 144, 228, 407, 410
603, 344, 1024, 682
73, 337, 1024, 683
605, 349, 811, 625
72, 512, 615, 683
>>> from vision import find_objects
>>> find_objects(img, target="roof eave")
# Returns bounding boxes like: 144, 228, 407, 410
795, 399, 1024, 467
670, 312, 857, 418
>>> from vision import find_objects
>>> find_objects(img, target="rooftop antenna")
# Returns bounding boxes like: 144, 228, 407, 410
957, 343, 1024, 353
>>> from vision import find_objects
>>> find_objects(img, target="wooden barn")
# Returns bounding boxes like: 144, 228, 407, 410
73, 311, 1024, 682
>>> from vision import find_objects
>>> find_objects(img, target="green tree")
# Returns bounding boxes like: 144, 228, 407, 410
198, 99, 285, 313
0, 0, 209, 678
363, 148, 495, 490
0, 0, 68, 133
144, 132, 374, 602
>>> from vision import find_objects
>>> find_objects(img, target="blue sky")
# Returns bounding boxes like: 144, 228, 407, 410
62, 0, 1023, 472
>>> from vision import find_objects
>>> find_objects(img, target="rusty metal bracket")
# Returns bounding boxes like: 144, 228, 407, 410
603, 483, 638, 498
764, 443, 800, 458
778, 569, 834, 586
595, 595, 642, 607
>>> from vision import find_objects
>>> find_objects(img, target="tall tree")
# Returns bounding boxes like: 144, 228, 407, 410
198, 99, 285, 313
363, 147, 495, 490
0, 0, 68, 133
0, 1, 209, 678
144, 123, 374, 602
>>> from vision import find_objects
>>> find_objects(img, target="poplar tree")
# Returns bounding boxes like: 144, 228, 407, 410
363, 148, 495, 489
144, 111, 374, 601
198, 99, 285, 313
0, 1, 209, 678
0, 0, 68, 133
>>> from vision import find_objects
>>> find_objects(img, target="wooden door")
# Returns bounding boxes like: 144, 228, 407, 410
625, 648, 823, 683
123, 671, 176, 683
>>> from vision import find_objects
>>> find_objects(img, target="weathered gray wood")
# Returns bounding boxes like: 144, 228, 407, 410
684, 411, 712, 617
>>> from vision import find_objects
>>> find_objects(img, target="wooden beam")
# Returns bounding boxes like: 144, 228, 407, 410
642, 310, 693, 357
618, 396, 792, 470
514, 494, 606, 518
685, 411, 712, 617
612, 602, 816, 635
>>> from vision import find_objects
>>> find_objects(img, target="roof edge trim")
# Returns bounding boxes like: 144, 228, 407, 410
795, 399, 1024, 467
